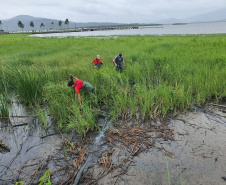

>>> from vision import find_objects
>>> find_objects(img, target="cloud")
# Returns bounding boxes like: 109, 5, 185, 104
1, 0, 226, 23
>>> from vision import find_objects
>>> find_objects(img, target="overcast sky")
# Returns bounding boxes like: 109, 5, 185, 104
1, 0, 226, 23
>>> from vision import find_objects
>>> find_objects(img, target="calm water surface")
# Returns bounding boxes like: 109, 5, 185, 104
30, 22, 226, 38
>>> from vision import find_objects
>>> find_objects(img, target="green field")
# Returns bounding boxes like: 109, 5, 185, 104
0, 33, 225, 135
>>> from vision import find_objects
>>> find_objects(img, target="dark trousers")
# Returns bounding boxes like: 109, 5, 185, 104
82, 81, 95, 93
116, 61, 123, 73
95, 63, 103, 70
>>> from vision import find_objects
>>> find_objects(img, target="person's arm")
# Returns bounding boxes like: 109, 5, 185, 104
77, 94, 82, 107
113, 58, 117, 66
122, 59, 125, 67
70, 74, 79, 80
91, 59, 97, 68
70, 75, 74, 82
75, 86, 82, 106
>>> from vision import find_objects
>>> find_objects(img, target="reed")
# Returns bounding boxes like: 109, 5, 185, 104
32, 104, 49, 128
166, 156, 171, 185
0, 74, 9, 118
0, 34, 225, 135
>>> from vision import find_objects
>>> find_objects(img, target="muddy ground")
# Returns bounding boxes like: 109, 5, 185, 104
0, 100, 226, 185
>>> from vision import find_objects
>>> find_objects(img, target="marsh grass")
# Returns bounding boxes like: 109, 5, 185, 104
176, 168, 184, 185
0, 93, 9, 118
0, 74, 9, 118
32, 104, 49, 128
0, 34, 225, 135
165, 156, 184, 185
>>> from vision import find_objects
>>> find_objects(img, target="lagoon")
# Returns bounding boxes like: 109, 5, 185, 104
30, 21, 226, 38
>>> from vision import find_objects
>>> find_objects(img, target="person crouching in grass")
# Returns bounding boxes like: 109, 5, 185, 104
68, 74, 95, 107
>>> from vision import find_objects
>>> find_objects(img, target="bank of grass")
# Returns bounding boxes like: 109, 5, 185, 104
0, 34, 225, 135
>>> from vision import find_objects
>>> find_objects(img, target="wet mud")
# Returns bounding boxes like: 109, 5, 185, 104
0, 100, 68, 184
0, 101, 226, 185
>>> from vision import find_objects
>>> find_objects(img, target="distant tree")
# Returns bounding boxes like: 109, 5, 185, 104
0, 20, 2, 30
51, 21, 54, 30
18, 21, 24, 31
40, 23, 45, 31
30, 21, 34, 31
58, 20, 62, 29
65, 18, 69, 29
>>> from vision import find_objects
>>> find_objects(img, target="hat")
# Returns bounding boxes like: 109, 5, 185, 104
97, 55, 100, 59
119, 53, 122, 57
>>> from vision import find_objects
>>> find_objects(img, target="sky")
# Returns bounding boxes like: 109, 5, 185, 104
1, 0, 226, 23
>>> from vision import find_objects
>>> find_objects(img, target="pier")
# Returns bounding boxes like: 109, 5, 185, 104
30, 26, 139, 34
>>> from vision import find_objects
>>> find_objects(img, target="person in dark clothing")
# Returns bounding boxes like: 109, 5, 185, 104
68, 74, 95, 106
113, 53, 125, 73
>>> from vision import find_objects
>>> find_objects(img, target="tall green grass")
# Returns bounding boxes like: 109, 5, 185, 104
0, 34, 225, 135
0, 73, 9, 118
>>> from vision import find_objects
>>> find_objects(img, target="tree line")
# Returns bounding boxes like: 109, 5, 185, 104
0, 18, 71, 32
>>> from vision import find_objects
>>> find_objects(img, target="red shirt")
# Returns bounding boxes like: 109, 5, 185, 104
92, 58, 103, 64
74, 80, 84, 94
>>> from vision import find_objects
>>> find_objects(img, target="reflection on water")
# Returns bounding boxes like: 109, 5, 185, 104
30, 22, 226, 38
0, 99, 62, 184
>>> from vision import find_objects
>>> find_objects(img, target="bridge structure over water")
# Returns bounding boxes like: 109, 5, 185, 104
29, 26, 139, 34
0, 26, 139, 34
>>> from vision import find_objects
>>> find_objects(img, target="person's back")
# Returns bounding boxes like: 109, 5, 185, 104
74, 79, 84, 94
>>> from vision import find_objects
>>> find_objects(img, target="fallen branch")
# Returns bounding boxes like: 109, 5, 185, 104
22, 163, 39, 169
2, 115, 36, 118
208, 103, 226, 109
41, 133, 58, 139
12, 123, 28, 127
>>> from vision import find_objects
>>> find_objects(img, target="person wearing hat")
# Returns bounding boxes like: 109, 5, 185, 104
91, 55, 103, 70
68, 74, 95, 107
113, 53, 125, 73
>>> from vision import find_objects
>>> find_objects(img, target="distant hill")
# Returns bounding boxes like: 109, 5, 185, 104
156, 8, 226, 24
1, 8, 226, 32
0, 15, 122, 32
184, 8, 226, 23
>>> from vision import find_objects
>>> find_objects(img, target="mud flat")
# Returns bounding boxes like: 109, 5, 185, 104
0, 101, 226, 185
0, 100, 69, 184
79, 103, 226, 185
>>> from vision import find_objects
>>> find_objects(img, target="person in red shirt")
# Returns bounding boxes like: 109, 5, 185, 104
68, 74, 95, 106
91, 55, 103, 70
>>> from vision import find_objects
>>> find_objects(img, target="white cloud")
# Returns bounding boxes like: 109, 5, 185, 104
1, 0, 226, 23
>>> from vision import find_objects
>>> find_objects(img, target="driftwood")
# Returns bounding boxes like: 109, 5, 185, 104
208, 103, 226, 109
73, 154, 92, 185
85, 122, 174, 184
23, 120, 174, 184
12, 123, 28, 127
41, 133, 58, 139
1, 115, 36, 119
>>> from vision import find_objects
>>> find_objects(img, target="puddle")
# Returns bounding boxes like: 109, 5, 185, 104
1, 101, 226, 185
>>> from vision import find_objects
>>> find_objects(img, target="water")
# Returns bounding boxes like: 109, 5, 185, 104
73, 118, 112, 185
30, 22, 226, 38
1, 98, 226, 184
0, 99, 62, 184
